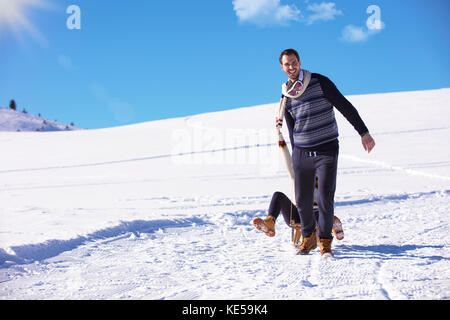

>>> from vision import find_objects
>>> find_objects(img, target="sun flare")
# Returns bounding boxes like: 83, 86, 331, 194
0, 0, 49, 44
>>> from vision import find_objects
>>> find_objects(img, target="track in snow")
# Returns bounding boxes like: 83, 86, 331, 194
1, 189, 449, 300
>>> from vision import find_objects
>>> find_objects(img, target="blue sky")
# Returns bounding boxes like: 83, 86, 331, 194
1, 0, 449, 129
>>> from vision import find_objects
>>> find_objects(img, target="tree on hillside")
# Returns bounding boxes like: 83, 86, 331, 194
9, 99, 17, 111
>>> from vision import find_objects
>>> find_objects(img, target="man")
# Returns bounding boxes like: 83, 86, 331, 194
279, 48, 375, 256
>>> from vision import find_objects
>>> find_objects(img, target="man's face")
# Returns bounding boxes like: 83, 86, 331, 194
280, 54, 301, 81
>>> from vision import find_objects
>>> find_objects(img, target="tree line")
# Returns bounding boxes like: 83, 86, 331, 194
4, 99, 76, 129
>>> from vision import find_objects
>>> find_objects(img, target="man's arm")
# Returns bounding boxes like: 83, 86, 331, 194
317, 74, 368, 136
317, 74, 375, 153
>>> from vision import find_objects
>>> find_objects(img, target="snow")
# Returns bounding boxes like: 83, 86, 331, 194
0, 88, 449, 300
0, 107, 80, 132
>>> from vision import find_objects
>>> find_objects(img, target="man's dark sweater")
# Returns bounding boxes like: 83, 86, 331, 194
284, 73, 369, 153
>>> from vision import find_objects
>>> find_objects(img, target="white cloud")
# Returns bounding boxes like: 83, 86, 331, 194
341, 23, 384, 43
232, 0, 301, 26
232, 1, 345, 27
341, 25, 369, 42
304, 2, 342, 25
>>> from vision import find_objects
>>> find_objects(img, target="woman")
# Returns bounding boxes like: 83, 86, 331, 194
253, 177, 344, 251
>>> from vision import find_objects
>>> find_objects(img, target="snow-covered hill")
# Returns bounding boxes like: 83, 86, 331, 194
0, 107, 80, 132
0, 88, 449, 300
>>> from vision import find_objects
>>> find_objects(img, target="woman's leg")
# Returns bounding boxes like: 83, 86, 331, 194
268, 191, 300, 226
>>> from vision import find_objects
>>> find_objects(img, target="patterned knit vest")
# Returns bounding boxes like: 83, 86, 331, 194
285, 76, 339, 148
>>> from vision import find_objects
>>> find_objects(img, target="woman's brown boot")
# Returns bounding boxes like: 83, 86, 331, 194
253, 216, 276, 237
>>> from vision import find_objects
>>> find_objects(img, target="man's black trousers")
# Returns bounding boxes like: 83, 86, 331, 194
292, 147, 338, 239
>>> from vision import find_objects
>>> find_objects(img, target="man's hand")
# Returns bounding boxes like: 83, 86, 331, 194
361, 133, 375, 153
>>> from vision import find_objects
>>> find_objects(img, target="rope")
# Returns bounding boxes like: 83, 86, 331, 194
276, 97, 296, 238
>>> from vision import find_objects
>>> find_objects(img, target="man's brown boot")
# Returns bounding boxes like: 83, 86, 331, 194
319, 238, 333, 256
291, 221, 302, 248
297, 229, 317, 255
253, 216, 276, 237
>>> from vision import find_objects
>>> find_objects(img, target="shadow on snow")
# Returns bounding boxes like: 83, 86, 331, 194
336, 244, 448, 262
0, 217, 211, 268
